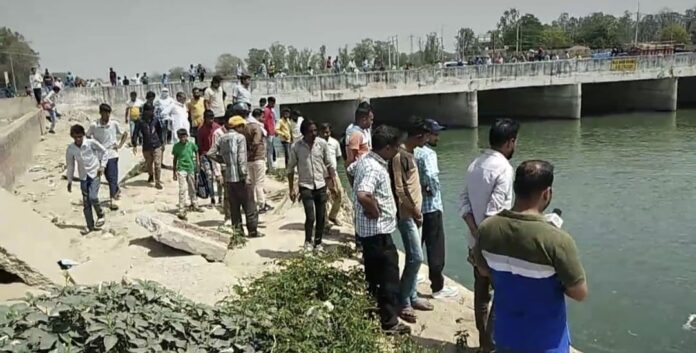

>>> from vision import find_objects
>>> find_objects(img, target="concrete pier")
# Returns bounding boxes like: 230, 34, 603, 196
479, 84, 581, 120
371, 92, 479, 128
583, 78, 678, 115
677, 77, 696, 107
281, 99, 361, 129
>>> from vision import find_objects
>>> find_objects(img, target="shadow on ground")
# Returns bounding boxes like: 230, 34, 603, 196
412, 336, 471, 353
129, 237, 190, 258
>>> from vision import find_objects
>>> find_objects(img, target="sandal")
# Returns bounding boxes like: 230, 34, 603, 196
399, 307, 417, 323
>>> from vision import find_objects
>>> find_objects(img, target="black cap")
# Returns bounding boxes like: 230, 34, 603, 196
425, 118, 446, 132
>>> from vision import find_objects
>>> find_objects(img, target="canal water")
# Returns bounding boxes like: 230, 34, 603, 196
397, 111, 696, 353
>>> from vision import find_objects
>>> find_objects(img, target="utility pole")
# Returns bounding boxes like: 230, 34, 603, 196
440, 25, 445, 62
9, 55, 16, 92
516, 22, 521, 54
395, 35, 399, 68
409, 34, 414, 56
418, 37, 423, 65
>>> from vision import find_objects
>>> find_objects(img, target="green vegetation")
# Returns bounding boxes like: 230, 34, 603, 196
0, 252, 433, 353
0, 27, 40, 89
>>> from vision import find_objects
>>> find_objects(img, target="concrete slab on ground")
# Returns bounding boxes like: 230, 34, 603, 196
0, 189, 78, 286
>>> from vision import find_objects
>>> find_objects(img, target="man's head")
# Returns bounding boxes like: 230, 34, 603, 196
513, 160, 555, 213
251, 108, 263, 119
145, 91, 156, 103
99, 103, 112, 121
290, 109, 301, 122
192, 87, 201, 99
355, 106, 371, 129
267, 96, 276, 108
424, 119, 446, 147
231, 102, 249, 117
240, 74, 251, 86
142, 102, 155, 120
176, 92, 186, 103
31, 67, 36, 74
177, 128, 189, 143
371, 125, 402, 161
70, 124, 86, 146
319, 123, 332, 140
211, 75, 222, 89
281, 108, 291, 119
130, 91, 137, 101
405, 116, 430, 148
489, 118, 520, 160
259, 97, 267, 107
228, 115, 247, 133
300, 119, 318, 143
203, 109, 215, 125
160, 88, 170, 100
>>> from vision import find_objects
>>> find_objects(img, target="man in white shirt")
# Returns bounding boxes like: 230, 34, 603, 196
30, 67, 43, 105
87, 103, 128, 210
204, 76, 225, 119
155, 88, 175, 144
459, 118, 520, 353
66, 124, 109, 235
319, 123, 344, 226
162, 92, 190, 144
232, 73, 253, 108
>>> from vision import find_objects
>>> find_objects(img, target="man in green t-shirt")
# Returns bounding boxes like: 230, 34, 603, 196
172, 128, 202, 220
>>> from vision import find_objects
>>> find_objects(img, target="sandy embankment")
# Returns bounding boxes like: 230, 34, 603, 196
0, 105, 576, 353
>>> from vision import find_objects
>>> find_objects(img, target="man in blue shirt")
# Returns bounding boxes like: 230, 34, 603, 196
414, 119, 459, 299
474, 160, 588, 353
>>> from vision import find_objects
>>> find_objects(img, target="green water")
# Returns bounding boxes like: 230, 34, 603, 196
413, 111, 696, 353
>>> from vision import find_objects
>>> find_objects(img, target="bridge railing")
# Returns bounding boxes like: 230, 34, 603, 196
60, 53, 696, 106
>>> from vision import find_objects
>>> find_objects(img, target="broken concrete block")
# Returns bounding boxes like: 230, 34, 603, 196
135, 214, 228, 262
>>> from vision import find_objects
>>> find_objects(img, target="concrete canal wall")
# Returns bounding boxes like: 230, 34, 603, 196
0, 97, 45, 189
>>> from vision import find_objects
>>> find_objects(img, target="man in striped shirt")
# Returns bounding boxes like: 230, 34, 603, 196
474, 160, 587, 353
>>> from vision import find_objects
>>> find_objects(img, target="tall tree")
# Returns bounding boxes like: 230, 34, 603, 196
373, 40, 392, 66
576, 13, 621, 48
455, 27, 477, 58
638, 14, 661, 42
268, 42, 287, 73
338, 45, 350, 68
298, 48, 314, 71
169, 66, 186, 80
351, 39, 375, 64
318, 44, 327, 66
503, 13, 544, 50
215, 53, 243, 76
423, 32, 441, 64
287, 46, 299, 73
0, 27, 40, 89
246, 48, 269, 76
661, 23, 691, 43
498, 8, 521, 33
540, 26, 571, 49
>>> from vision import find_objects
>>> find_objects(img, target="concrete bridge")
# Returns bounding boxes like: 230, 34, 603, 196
58, 53, 696, 128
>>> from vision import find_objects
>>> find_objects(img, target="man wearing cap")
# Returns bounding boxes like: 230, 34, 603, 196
415, 119, 459, 300
87, 103, 128, 210
232, 73, 252, 108
205, 76, 226, 120
207, 116, 263, 238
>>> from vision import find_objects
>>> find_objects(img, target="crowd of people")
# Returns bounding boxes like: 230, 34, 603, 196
108, 64, 208, 87
58, 67, 588, 352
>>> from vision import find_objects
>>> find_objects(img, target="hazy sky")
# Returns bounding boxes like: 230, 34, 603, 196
1, 0, 693, 79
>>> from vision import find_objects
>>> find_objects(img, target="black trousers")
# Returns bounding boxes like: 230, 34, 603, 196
421, 210, 446, 292
359, 234, 400, 329
33, 88, 42, 104
299, 186, 327, 245
226, 181, 259, 236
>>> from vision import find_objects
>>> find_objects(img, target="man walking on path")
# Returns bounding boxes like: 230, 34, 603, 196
414, 119, 459, 299
474, 160, 587, 353
205, 76, 226, 120
66, 124, 108, 235
125, 92, 144, 143
208, 116, 263, 238
277, 108, 292, 168
172, 128, 202, 220
162, 92, 190, 144
287, 119, 337, 253
197, 110, 222, 207
245, 108, 272, 213
459, 118, 520, 353
390, 117, 433, 323
319, 123, 343, 226
187, 88, 205, 139
109, 68, 117, 87
263, 97, 277, 172
132, 103, 164, 189
347, 125, 410, 335
30, 67, 43, 105
87, 103, 128, 211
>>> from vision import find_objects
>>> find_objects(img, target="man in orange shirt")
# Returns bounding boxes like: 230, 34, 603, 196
344, 105, 373, 174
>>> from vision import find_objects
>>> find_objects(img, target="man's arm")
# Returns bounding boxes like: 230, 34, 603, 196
392, 154, 419, 219
66, 147, 75, 185
116, 122, 128, 149
131, 122, 140, 147
237, 136, 248, 180
322, 143, 337, 189
125, 106, 130, 123
91, 140, 109, 169
345, 132, 361, 167
354, 169, 380, 219
472, 239, 490, 277
207, 136, 223, 163
555, 234, 589, 302
203, 89, 212, 110
485, 166, 514, 217
286, 144, 298, 197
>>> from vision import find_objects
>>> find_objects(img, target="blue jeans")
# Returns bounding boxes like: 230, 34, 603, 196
266, 135, 276, 171
105, 158, 119, 198
48, 109, 57, 131
80, 176, 104, 230
398, 218, 423, 307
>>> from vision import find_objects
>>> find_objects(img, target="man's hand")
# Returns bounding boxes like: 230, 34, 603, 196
173, 173, 178, 181
289, 188, 298, 202
363, 206, 379, 219
97, 167, 104, 178
67, 183, 72, 193
415, 217, 423, 228
216, 175, 223, 184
